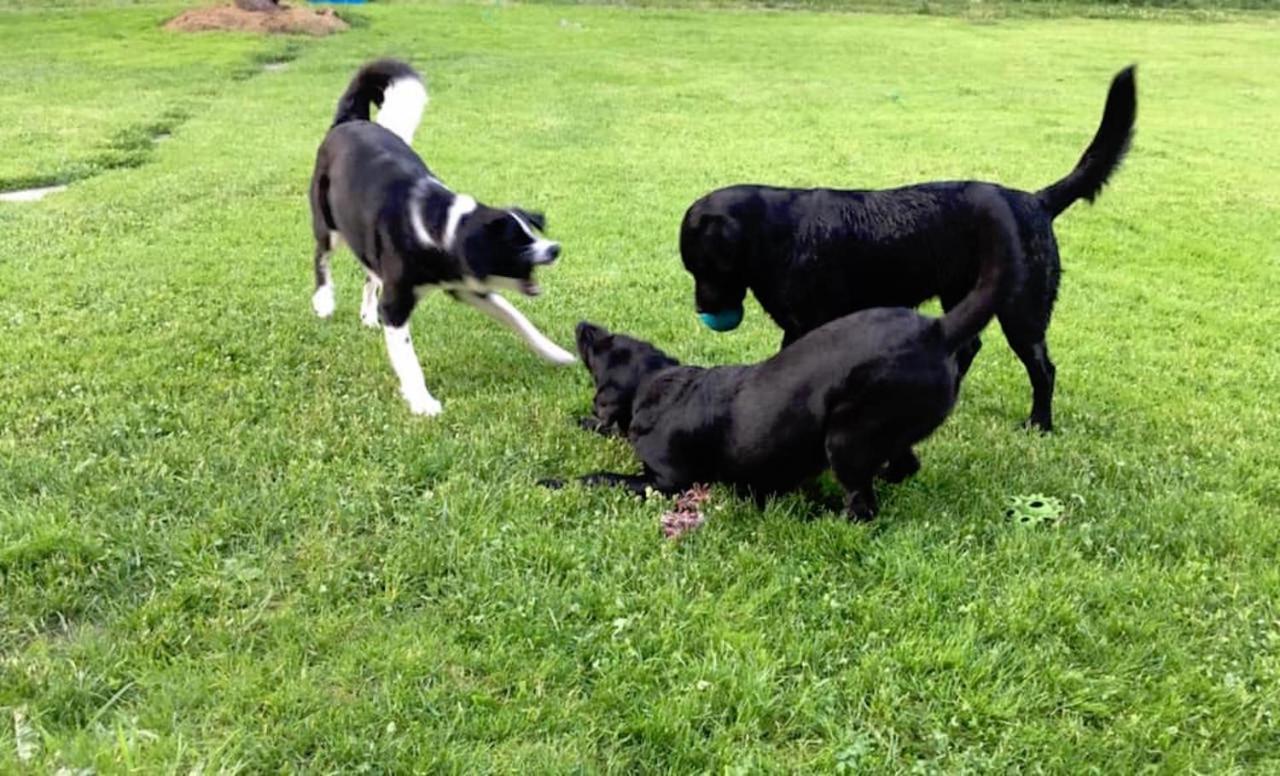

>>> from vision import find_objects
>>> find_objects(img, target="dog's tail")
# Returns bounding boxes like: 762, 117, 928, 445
938, 187, 1022, 352
1036, 65, 1137, 219
331, 58, 428, 145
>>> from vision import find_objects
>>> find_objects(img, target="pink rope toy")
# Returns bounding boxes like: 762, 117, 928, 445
660, 484, 712, 540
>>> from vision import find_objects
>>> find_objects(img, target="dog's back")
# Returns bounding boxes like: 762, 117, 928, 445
577, 189, 1020, 515
679, 67, 1137, 432
310, 61, 433, 270
314, 122, 432, 262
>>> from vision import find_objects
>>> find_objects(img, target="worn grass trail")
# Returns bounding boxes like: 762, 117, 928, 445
1, 1, 1278, 771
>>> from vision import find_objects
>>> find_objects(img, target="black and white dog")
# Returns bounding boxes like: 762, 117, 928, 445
680, 66, 1138, 432
308, 59, 574, 416
555, 186, 1021, 520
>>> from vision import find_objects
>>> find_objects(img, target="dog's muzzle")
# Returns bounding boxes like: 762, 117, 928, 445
532, 241, 561, 265
698, 308, 744, 332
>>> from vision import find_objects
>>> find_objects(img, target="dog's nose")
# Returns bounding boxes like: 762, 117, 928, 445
545, 243, 561, 262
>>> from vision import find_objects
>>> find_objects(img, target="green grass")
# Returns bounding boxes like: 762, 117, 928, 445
532, 0, 1279, 17
2, 0, 1279, 771
0, 2, 302, 190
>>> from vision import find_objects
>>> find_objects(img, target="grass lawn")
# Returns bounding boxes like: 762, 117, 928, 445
2, 0, 1279, 771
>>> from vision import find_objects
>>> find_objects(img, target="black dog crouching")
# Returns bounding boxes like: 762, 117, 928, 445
550, 185, 1022, 520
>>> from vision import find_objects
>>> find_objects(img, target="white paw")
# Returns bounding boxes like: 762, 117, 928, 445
311, 285, 335, 319
540, 343, 577, 365
404, 391, 443, 417
360, 307, 380, 328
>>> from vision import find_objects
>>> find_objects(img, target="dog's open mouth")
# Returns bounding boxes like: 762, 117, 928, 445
521, 279, 541, 297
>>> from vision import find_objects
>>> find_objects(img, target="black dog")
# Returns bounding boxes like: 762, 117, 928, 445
308, 59, 574, 416
554, 186, 1021, 519
680, 66, 1137, 432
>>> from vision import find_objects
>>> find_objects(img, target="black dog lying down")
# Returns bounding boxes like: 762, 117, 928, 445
679, 66, 1137, 432
554, 186, 1021, 519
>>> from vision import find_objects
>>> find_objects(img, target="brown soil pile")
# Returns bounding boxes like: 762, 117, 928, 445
165, 3, 349, 36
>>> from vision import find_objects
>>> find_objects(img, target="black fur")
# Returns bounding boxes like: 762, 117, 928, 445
330, 58, 420, 128
311, 65, 556, 322
555, 185, 1021, 519
308, 59, 567, 414
679, 66, 1137, 432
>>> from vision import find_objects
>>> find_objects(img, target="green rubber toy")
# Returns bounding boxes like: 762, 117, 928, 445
1005, 494, 1064, 526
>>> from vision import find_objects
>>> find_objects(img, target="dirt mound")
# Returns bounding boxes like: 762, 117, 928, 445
165, 3, 348, 36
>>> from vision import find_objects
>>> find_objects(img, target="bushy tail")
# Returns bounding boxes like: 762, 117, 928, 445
1037, 65, 1137, 218
938, 187, 1022, 351
331, 58, 427, 145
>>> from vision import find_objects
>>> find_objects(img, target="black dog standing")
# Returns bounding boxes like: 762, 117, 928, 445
680, 67, 1137, 431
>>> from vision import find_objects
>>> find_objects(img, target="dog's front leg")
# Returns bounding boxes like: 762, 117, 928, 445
360, 270, 382, 329
539, 470, 672, 498
459, 292, 576, 365
577, 415, 618, 436
380, 288, 441, 417
578, 471, 662, 497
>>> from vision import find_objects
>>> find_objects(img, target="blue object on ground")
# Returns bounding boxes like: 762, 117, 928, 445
698, 308, 744, 332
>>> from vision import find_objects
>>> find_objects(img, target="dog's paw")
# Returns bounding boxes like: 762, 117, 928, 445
537, 477, 567, 490
404, 392, 443, 417
360, 307, 380, 329
844, 490, 878, 521
1022, 416, 1054, 434
539, 343, 577, 366
311, 286, 336, 319
577, 416, 615, 436
880, 450, 921, 484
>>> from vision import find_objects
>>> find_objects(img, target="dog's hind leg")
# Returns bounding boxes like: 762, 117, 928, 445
1006, 336, 1055, 432
823, 408, 892, 520
998, 302, 1056, 431
879, 449, 921, 483
360, 269, 382, 329
309, 173, 339, 319
997, 241, 1059, 432
311, 234, 339, 319
457, 292, 576, 365
824, 398, 941, 520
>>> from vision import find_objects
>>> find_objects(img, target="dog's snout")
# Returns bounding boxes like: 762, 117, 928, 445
575, 320, 604, 347
530, 241, 560, 265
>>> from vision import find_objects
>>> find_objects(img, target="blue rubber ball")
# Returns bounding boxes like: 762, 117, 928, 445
698, 308, 744, 332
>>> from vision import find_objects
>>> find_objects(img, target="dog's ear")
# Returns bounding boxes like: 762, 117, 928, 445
698, 213, 741, 275
512, 208, 546, 232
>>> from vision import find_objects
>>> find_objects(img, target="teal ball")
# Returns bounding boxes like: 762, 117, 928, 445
698, 308, 744, 332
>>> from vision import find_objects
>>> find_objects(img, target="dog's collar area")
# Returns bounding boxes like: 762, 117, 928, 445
698, 308, 744, 332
